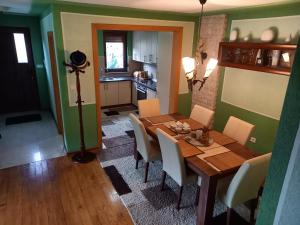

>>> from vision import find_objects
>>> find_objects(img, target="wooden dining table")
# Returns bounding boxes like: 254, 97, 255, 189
137, 113, 259, 225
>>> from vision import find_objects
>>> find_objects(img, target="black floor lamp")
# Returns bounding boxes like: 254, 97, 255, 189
63, 50, 96, 163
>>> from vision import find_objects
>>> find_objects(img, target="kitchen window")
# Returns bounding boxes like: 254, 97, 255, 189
103, 31, 127, 72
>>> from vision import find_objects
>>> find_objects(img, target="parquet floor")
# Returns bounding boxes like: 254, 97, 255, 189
0, 156, 133, 225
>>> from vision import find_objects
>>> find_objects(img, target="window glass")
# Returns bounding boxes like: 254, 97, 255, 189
105, 42, 124, 69
13, 33, 28, 63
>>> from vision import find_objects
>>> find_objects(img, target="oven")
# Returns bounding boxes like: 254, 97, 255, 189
137, 84, 147, 100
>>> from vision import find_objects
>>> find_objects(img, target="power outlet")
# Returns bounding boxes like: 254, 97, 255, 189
250, 137, 256, 143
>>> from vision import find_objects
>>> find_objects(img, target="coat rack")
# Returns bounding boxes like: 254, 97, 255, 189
63, 50, 96, 163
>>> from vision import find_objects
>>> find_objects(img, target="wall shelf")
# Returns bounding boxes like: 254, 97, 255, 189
218, 42, 297, 76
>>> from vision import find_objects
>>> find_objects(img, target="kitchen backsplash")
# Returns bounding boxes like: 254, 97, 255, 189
143, 63, 157, 81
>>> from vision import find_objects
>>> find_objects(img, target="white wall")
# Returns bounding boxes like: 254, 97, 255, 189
60, 12, 195, 106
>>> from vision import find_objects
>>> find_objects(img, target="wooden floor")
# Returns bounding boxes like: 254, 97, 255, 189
0, 156, 133, 225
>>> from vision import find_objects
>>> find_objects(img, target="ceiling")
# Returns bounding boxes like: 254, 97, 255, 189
0, 0, 297, 15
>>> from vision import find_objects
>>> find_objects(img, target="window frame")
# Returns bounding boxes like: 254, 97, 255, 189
103, 31, 128, 73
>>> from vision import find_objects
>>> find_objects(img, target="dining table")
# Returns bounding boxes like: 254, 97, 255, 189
137, 113, 259, 225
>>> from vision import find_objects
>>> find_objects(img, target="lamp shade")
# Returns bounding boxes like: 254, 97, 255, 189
182, 57, 196, 80
204, 58, 218, 78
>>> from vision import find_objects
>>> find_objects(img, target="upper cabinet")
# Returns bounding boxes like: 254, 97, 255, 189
133, 31, 158, 64
218, 42, 297, 76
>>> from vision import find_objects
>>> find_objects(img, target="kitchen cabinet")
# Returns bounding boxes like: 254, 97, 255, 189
132, 82, 138, 106
133, 31, 157, 64
100, 81, 132, 107
118, 81, 131, 104
147, 88, 157, 99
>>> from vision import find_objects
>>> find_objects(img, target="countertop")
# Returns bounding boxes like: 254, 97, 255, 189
100, 76, 157, 91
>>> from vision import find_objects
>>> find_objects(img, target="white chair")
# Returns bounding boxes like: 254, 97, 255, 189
156, 128, 201, 210
223, 116, 255, 146
138, 98, 160, 118
129, 113, 161, 183
217, 153, 272, 225
190, 104, 215, 127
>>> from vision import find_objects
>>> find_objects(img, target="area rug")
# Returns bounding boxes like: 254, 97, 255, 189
6, 114, 42, 125
100, 136, 251, 225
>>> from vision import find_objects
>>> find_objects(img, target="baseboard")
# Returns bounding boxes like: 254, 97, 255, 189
66, 146, 100, 156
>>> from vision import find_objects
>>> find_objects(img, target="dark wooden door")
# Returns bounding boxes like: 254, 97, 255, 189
0, 27, 40, 113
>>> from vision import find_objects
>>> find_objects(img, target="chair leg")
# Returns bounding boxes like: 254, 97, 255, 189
160, 171, 167, 191
226, 207, 232, 225
144, 162, 149, 183
195, 186, 201, 206
250, 198, 259, 225
176, 186, 183, 210
135, 159, 139, 169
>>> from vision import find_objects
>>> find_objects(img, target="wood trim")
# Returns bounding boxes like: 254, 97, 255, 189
47, 32, 64, 135
92, 26, 102, 148
92, 23, 184, 148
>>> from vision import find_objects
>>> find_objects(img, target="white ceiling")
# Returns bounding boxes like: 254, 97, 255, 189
0, 0, 297, 14
60, 0, 295, 13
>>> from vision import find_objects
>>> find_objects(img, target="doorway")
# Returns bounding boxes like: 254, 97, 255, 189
92, 24, 183, 147
0, 26, 40, 113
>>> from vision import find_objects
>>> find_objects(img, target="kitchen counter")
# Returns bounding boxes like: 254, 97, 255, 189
100, 76, 157, 91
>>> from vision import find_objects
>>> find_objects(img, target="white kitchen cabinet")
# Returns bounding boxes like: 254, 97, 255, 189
100, 82, 119, 107
100, 83, 107, 107
118, 81, 131, 104
147, 88, 157, 99
132, 31, 157, 64
132, 82, 138, 106
133, 32, 141, 61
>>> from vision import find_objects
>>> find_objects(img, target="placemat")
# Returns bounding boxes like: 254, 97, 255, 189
179, 118, 204, 130
197, 142, 221, 152
145, 115, 175, 125
204, 151, 246, 171
209, 130, 237, 146
197, 146, 231, 171
147, 124, 176, 136
177, 140, 204, 158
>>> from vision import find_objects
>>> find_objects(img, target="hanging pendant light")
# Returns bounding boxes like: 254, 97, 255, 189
182, 0, 218, 91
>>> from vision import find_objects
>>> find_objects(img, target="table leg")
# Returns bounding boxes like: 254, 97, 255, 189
196, 175, 218, 225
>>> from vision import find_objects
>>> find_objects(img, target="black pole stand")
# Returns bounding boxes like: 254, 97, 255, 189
63, 52, 96, 163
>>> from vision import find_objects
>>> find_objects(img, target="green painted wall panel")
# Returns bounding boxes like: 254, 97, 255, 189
0, 14, 50, 110
178, 93, 192, 117
257, 39, 300, 225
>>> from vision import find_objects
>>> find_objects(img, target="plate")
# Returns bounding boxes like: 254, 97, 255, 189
229, 29, 238, 42
260, 29, 275, 42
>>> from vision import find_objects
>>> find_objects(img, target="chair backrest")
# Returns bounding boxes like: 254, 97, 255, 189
223, 116, 255, 146
138, 98, 160, 118
129, 113, 151, 161
190, 104, 215, 127
156, 128, 186, 186
224, 153, 272, 208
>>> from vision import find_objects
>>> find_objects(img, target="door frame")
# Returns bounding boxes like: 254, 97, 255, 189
91, 23, 183, 147
47, 31, 64, 135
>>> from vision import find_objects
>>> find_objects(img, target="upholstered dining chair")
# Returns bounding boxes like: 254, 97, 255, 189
138, 98, 161, 118
156, 128, 201, 210
223, 116, 255, 146
190, 104, 215, 127
217, 153, 272, 225
129, 113, 161, 183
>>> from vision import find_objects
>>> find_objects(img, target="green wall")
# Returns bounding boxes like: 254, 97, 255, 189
257, 39, 300, 225
209, 3, 300, 153
0, 14, 50, 110
40, 12, 58, 122
50, 2, 198, 152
